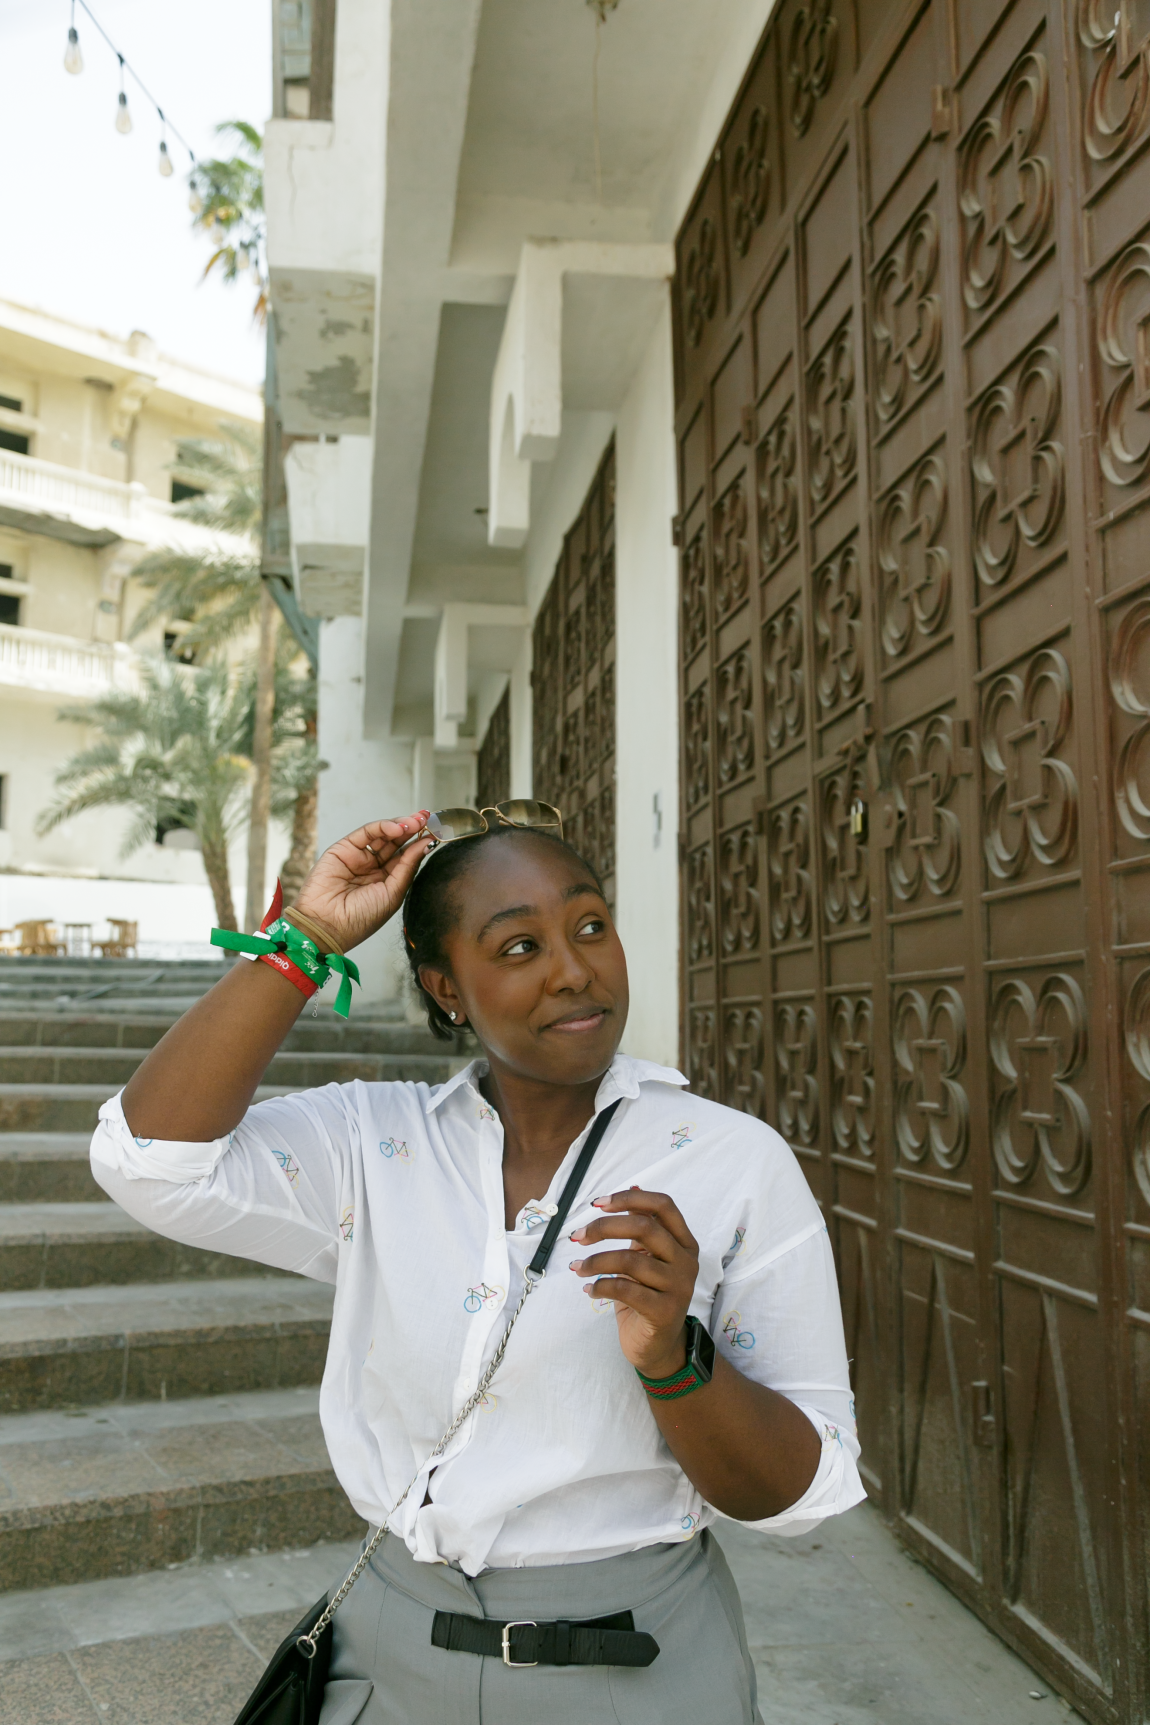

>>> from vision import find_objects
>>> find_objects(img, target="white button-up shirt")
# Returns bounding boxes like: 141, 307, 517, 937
91, 1054, 865, 1576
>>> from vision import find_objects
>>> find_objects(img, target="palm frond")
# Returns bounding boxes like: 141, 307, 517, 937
37, 656, 256, 859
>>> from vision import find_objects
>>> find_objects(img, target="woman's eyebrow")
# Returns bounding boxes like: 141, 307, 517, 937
477, 903, 535, 940
476, 883, 601, 942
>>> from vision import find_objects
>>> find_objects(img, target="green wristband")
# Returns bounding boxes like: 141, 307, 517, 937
210, 918, 362, 1018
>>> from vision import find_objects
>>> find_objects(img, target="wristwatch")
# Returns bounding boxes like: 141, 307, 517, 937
635, 1316, 716, 1401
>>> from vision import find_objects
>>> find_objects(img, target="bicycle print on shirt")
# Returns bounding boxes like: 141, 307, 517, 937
379, 1136, 414, 1162
721, 1309, 756, 1349
272, 1148, 300, 1187
464, 1281, 505, 1313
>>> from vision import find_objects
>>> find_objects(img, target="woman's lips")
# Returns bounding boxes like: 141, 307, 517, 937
546, 1009, 607, 1033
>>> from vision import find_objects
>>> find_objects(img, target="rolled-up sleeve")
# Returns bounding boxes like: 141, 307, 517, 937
708, 1190, 867, 1534
90, 1085, 359, 1283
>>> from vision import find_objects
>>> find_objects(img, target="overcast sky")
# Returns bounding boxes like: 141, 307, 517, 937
0, 0, 271, 387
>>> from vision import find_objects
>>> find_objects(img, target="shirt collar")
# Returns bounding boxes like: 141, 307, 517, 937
425, 1051, 687, 1115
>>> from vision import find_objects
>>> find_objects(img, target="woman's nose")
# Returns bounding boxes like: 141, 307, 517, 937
547, 939, 594, 992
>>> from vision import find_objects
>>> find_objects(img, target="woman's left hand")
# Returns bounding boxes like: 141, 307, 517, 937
570, 1188, 699, 1377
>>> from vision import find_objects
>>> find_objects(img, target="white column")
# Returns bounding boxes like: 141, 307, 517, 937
613, 302, 681, 1068
317, 615, 414, 1008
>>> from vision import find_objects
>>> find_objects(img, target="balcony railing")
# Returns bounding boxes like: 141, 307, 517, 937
0, 623, 136, 698
0, 448, 150, 524
0, 448, 249, 555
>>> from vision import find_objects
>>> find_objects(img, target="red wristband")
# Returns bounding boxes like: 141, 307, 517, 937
257, 949, 318, 997
255, 878, 319, 998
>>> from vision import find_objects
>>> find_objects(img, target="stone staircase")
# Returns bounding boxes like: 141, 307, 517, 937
0, 960, 459, 1615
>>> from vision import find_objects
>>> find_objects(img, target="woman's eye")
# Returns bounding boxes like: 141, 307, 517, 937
503, 937, 535, 956
577, 917, 605, 937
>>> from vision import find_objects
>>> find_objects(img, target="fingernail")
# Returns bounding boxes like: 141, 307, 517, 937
569, 1260, 583, 1272
570, 1229, 585, 1243
582, 1283, 595, 1295
591, 1196, 610, 1208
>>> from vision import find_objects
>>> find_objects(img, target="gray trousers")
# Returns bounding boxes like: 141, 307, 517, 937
322, 1529, 764, 1725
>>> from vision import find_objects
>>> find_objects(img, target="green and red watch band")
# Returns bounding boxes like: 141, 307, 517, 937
636, 1360, 705, 1400
635, 1316, 715, 1401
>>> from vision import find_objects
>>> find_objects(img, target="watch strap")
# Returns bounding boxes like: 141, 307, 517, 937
635, 1319, 709, 1400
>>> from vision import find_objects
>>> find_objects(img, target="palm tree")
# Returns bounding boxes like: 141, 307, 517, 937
37, 658, 255, 930
129, 424, 319, 928
189, 121, 267, 325
129, 422, 261, 642
270, 647, 321, 902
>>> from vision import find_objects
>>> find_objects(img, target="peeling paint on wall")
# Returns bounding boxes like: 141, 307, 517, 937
298, 355, 371, 423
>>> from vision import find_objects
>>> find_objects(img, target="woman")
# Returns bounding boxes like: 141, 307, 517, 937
92, 808, 864, 1725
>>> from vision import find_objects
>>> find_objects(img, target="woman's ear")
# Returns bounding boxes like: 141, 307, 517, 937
418, 964, 467, 1028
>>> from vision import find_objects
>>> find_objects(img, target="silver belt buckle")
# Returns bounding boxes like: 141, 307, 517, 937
502, 1619, 538, 1667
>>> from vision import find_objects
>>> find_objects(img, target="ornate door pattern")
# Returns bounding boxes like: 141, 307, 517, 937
477, 684, 511, 809
673, 2, 1150, 1720
532, 441, 616, 906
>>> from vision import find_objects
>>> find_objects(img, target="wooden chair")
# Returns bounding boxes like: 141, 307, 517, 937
93, 919, 138, 959
13, 920, 65, 956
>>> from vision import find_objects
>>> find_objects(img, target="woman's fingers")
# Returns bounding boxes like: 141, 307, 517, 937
574, 1191, 697, 1257
572, 1211, 679, 1263
334, 813, 429, 875
588, 1189, 698, 1254
571, 1248, 676, 1289
581, 1276, 666, 1318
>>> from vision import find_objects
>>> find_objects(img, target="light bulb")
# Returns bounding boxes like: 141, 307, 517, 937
115, 90, 132, 134
63, 25, 83, 74
158, 140, 173, 177
188, 189, 203, 216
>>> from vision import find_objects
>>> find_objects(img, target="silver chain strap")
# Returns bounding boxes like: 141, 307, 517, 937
296, 1266, 545, 1658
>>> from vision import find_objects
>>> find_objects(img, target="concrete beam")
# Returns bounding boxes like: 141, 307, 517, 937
487, 240, 673, 549
284, 436, 372, 617
433, 602, 529, 749
361, 0, 486, 742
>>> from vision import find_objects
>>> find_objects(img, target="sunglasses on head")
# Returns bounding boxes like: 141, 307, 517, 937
422, 800, 564, 847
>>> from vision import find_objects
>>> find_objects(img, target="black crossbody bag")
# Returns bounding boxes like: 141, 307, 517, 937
233, 1099, 623, 1725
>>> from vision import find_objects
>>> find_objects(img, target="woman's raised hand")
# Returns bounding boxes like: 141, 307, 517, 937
569, 1189, 701, 1379
291, 813, 434, 953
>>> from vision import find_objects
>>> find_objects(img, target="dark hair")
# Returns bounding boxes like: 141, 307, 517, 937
402, 825, 605, 1041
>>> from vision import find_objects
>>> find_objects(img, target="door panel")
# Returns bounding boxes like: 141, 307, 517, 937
671, 0, 1146, 1717
533, 442, 616, 904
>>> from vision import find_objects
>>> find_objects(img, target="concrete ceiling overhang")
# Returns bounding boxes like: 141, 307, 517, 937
487, 239, 672, 549
362, 0, 777, 739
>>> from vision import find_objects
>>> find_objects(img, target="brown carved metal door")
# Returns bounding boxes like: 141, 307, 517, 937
672, 2, 1150, 1720
533, 441, 617, 904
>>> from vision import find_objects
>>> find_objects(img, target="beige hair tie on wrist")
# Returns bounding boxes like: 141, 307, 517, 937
283, 906, 344, 957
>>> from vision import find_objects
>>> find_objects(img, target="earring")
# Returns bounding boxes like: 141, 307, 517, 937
449, 1012, 458, 1022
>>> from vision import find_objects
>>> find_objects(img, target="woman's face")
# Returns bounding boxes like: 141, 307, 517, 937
421, 835, 629, 1088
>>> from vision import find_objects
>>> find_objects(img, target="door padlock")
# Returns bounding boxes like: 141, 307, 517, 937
849, 797, 867, 840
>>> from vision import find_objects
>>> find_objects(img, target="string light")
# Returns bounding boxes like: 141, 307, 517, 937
63, 1, 83, 74
115, 56, 132, 134
62, 0, 198, 176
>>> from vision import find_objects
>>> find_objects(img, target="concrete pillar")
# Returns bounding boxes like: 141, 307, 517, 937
317, 616, 414, 1008
613, 303, 681, 1069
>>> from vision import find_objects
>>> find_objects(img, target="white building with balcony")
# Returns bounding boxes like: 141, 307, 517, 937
0, 299, 264, 948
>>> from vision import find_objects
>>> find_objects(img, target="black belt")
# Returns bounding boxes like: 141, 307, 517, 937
431, 1608, 660, 1668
